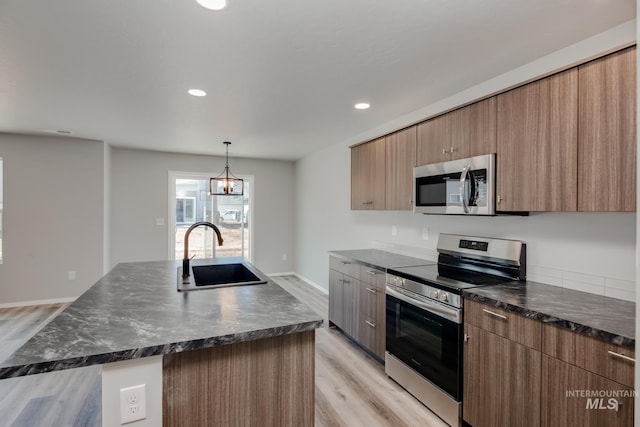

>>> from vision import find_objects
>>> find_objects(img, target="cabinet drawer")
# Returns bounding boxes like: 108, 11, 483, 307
543, 324, 635, 388
464, 299, 541, 350
359, 265, 386, 289
329, 256, 360, 278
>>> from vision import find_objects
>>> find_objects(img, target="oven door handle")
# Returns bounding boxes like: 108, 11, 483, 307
386, 285, 461, 324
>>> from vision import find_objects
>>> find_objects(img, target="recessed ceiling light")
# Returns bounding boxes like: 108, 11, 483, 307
196, 0, 227, 10
188, 89, 207, 97
354, 103, 370, 110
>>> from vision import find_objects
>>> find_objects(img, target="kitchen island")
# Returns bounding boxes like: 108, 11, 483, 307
0, 258, 323, 426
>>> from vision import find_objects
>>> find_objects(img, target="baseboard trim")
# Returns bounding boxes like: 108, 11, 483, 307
267, 271, 296, 277
0, 297, 77, 309
293, 273, 328, 295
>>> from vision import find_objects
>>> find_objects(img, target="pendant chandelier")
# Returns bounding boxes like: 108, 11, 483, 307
210, 141, 244, 196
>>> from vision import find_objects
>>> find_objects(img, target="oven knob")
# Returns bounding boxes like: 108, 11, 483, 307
430, 290, 438, 299
439, 292, 449, 303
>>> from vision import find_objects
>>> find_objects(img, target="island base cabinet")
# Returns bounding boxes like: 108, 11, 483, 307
163, 330, 315, 427
542, 355, 633, 427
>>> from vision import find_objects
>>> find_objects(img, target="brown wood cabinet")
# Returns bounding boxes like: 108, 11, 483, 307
328, 257, 386, 359
417, 97, 496, 166
543, 324, 635, 388
542, 355, 633, 427
385, 126, 417, 210
464, 299, 541, 349
578, 46, 637, 212
163, 330, 315, 427
328, 258, 360, 339
351, 137, 386, 210
351, 46, 635, 213
496, 68, 578, 212
463, 322, 541, 427
463, 299, 635, 427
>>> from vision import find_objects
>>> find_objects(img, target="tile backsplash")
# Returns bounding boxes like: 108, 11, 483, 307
527, 265, 635, 302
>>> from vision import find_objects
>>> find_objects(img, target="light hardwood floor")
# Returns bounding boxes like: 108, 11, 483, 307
0, 276, 447, 427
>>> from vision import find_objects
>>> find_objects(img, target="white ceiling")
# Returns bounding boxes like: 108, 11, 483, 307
0, 0, 635, 160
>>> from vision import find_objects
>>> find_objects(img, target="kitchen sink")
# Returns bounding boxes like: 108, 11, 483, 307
177, 262, 267, 291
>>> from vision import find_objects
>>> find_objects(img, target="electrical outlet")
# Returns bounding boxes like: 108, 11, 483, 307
281, 253, 287, 261
422, 227, 430, 241
391, 225, 397, 236
120, 384, 146, 424
155, 218, 165, 226
68, 271, 76, 281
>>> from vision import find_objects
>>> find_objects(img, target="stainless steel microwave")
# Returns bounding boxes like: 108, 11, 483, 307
413, 153, 496, 215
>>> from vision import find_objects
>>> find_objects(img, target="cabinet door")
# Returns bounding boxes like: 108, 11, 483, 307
496, 68, 578, 211
385, 126, 417, 210
463, 323, 541, 427
417, 114, 449, 166
578, 46, 636, 212
542, 355, 634, 427
328, 270, 345, 329
450, 97, 497, 160
341, 275, 360, 339
351, 138, 386, 210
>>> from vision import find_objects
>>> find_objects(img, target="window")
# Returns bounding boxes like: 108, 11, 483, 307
169, 172, 252, 262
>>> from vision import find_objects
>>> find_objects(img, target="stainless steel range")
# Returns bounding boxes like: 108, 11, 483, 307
385, 233, 526, 427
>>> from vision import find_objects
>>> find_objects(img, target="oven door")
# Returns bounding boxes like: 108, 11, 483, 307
413, 153, 495, 215
386, 285, 462, 401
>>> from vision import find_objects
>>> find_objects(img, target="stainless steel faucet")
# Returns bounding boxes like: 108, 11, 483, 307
182, 221, 224, 277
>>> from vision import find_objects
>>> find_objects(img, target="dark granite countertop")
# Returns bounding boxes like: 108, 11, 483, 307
329, 249, 434, 270
463, 281, 635, 349
0, 258, 323, 379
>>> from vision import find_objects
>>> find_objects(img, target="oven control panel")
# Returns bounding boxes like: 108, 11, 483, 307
458, 239, 488, 251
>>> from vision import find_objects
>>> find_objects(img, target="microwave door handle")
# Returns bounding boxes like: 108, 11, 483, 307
460, 163, 471, 214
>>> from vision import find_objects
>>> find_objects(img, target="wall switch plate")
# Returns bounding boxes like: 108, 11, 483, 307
391, 225, 397, 236
281, 253, 287, 261
68, 271, 76, 281
155, 218, 165, 226
120, 384, 146, 424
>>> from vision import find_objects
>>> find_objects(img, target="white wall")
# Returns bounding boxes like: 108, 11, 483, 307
0, 133, 105, 304
110, 147, 296, 274
295, 21, 637, 301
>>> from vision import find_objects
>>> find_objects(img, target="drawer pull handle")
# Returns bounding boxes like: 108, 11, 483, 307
365, 320, 376, 328
365, 287, 377, 294
607, 350, 635, 364
343, 279, 350, 284
482, 309, 508, 320
367, 270, 380, 275
341, 261, 351, 265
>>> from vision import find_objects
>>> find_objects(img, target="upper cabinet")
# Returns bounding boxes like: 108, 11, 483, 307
350, 46, 636, 213
496, 68, 579, 212
385, 126, 417, 210
417, 97, 496, 166
578, 46, 637, 212
351, 137, 386, 210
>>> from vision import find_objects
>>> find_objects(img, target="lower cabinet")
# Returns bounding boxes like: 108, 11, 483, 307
358, 281, 385, 358
542, 355, 633, 427
463, 298, 635, 427
463, 321, 541, 427
328, 257, 386, 359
